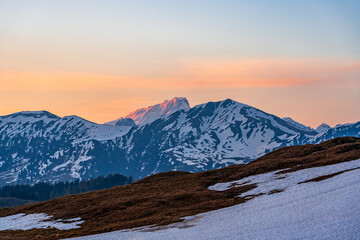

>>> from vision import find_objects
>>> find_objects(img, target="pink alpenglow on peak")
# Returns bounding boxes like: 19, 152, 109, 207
106, 97, 190, 126
126, 97, 190, 125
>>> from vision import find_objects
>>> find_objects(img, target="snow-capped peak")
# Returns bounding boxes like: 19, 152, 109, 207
107, 97, 190, 126
0, 111, 61, 129
112, 118, 136, 127
1, 111, 60, 120
315, 123, 331, 133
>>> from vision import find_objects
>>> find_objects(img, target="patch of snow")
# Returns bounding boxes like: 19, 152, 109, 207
52, 160, 72, 171
0, 213, 84, 231
208, 159, 360, 197
70, 155, 92, 179
39, 160, 52, 176
51, 150, 64, 159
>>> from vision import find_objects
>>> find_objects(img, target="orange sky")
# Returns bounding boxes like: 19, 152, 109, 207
0, 58, 359, 128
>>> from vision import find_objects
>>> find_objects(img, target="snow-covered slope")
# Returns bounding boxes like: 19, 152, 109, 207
0, 99, 359, 185
67, 158, 360, 240
282, 117, 315, 133
0, 111, 133, 185
107, 97, 190, 126
0, 111, 131, 142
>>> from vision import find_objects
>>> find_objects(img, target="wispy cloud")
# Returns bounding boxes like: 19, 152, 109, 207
1, 59, 359, 92
157, 58, 360, 88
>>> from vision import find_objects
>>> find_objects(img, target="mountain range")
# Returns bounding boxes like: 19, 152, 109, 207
0, 97, 359, 185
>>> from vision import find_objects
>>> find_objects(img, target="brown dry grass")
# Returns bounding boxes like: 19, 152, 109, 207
0, 137, 359, 240
298, 167, 360, 184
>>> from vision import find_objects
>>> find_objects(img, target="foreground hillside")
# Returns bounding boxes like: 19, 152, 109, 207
0, 137, 359, 239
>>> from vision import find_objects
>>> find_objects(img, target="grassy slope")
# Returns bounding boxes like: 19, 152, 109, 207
0, 137, 359, 240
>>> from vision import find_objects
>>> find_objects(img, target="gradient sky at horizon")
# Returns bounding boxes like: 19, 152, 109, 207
0, 0, 359, 127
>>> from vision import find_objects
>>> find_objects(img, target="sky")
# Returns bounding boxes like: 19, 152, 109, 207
0, 0, 359, 127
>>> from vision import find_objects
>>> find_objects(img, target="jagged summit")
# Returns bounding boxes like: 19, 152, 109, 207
107, 97, 191, 126
220, 98, 238, 106
194, 98, 244, 108
316, 123, 331, 133
126, 97, 190, 125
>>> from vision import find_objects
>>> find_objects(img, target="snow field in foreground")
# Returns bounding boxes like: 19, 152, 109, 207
67, 158, 360, 240
208, 158, 360, 198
